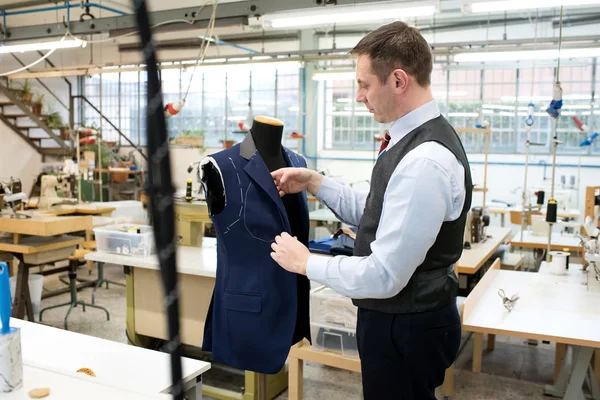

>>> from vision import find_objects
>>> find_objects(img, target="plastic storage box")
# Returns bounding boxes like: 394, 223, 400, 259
94, 224, 155, 257
310, 285, 359, 358
310, 285, 358, 329
310, 322, 359, 359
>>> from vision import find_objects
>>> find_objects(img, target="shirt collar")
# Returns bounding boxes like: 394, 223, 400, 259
387, 100, 440, 147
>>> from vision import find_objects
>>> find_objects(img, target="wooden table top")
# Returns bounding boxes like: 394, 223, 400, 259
0, 212, 92, 236
0, 235, 83, 254
456, 226, 513, 275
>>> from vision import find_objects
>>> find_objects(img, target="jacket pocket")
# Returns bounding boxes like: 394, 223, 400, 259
224, 292, 262, 313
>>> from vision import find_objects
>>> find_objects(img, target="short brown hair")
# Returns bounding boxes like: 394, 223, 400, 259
350, 21, 432, 87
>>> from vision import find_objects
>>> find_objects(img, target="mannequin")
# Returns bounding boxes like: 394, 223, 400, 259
199, 116, 310, 373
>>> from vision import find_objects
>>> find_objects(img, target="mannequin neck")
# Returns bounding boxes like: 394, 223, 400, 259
250, 119, 287, 171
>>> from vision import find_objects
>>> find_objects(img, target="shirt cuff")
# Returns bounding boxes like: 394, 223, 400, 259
306, 255, 330, 285
315, 176, 342, 205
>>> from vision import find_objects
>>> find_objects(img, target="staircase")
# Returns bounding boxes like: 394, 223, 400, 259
0, 83, 72, 158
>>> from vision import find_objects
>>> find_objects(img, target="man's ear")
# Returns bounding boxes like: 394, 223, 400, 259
393, 69, 409, 93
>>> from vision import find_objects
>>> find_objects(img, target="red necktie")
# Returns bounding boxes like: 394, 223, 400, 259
378, 131, 391, 156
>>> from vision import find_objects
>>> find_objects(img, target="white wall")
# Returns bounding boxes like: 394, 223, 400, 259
0, 122, 43, 195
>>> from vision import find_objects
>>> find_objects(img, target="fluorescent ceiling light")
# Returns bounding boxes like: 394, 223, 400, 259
313, 72, 355, 81
582, 111, 592, 115
454, 48, 600, 63
336, 98, 353, 103
332, 111, 371, 116
0, 38, 86, 54
501, 94, 592, 102
227, 116, 248, 121
498, 111, 515, 116
448, 112, 479, 117
470, 0, 600, 13
197, 61, 300, 73
594, 110, 600, 115
561, 111, 577, 116
253, 100, 275, 106
232, 106, 266, 111
433, 90, 468, 97
288, 106, 299, 112
562, 104, 592, 109
482, 104, 516, 110
482, 109, 495, 114
267, 2, 436, 29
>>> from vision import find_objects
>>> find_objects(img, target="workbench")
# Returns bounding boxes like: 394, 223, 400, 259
456, 226, 512, 275
85, 239, 289, 400
0, 210, 96, 319
489, 207, 580, 227
510, 230, 583, 253
10, 318, 210, 399
309, 208, 342, 234
462, 261, 600, 399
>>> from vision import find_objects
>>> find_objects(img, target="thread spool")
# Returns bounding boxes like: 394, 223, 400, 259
185, 179, 193, 202
563, 248, 570, 270
536, 190, 545, 206
0, 328, 23, 392
546, 198, 558, 223
549, 251, 569, 275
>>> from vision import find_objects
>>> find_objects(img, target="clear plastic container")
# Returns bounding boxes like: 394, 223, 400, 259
310, 285, 358, 330
93, 224, 155, 257
310, 322, 359, 359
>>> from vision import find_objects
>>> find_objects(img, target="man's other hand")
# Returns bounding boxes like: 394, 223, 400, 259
270, 232, 310, 275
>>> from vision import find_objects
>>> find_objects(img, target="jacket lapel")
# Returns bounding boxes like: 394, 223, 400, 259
241, 137, 291, 233
283, 149, 310, 244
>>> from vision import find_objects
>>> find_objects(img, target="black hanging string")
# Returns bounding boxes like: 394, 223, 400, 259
131, 1, 183, 399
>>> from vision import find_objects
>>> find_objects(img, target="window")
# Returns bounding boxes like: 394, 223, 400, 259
82, 63, 300, 147
448, 69, 483, 152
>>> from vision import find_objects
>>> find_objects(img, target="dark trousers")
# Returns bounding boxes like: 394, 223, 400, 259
356, 302, 461, 400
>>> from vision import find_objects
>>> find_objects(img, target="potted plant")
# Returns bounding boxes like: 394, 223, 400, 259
47, 112, 70, 139
20, 79, 33, 104
32, 94, 44, 115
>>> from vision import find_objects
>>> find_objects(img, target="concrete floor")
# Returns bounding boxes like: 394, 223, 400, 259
34, 263, 560, 400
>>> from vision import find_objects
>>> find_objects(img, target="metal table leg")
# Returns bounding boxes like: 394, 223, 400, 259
545, 345, 595, 399
255, 372, 267, 400
184, 374, 202, 400
12, 254, 34, 321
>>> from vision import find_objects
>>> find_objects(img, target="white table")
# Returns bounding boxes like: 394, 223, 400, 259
510, 230, 583, 253
86, 239, 217, 277
462, 262, 600, 399
7, 365, 169, 400
11, 318, 211, 399
489, 206, 580, 227
309, 208, 342, 233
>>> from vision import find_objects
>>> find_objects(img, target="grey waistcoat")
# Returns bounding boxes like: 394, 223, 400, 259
353, 115, 473, 314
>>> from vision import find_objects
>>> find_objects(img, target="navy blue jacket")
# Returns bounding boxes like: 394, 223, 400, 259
202, 135, 310, 374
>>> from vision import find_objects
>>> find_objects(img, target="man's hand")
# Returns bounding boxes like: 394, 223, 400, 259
271, 168, 323, 197
270, 232, 310, 275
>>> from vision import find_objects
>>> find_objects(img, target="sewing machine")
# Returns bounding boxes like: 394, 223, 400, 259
37, 174, 77, 209
464, 207, 490, 249
0, 178, 29, 218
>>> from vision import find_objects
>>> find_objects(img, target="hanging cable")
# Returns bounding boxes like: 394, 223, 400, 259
131, 1, 183, 400
546, 5, 564, 261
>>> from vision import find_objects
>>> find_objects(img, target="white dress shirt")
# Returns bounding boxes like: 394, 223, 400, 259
306, 100, 466, 299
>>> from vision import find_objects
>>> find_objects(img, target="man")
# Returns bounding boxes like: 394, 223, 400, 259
270, 21, 472, 399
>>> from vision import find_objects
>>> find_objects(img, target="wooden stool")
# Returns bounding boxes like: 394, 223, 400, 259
39, 249, 110, 330
501, 253, 525, 271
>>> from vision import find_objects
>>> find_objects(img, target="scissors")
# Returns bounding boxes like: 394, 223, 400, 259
498, 289, 519, 312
